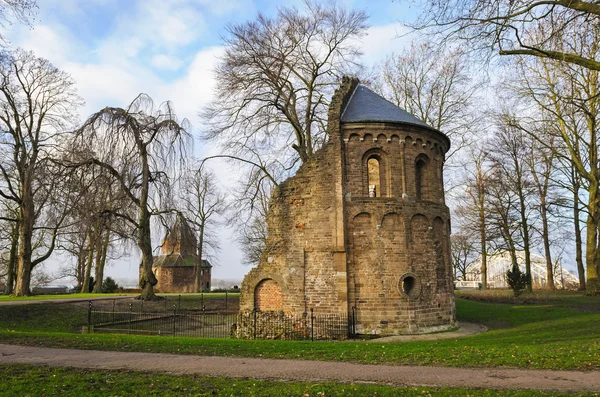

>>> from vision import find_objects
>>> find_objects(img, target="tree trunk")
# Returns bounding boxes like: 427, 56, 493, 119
13, 192, 35, 296
585, 180, 600, 295
194, 224, 205, 292
82, 231, 94, 294
137, 147, 158, 300
138, 210, 157, 300
517, 184, 533, 292
540, 197, 555, 290
92, 230, 109, 293
573, 173, 586, 291
478, 180, 487, 289
4, 221, 18, 295
93, 230, 110, 293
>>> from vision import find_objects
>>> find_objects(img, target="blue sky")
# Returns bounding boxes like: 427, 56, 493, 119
5, 0, 421, 284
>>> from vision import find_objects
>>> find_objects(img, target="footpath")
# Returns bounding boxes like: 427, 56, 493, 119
1, 343, 599, 393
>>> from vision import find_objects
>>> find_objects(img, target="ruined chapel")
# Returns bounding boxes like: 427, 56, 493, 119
150, 217, 212, 293
239, 77, 456, 335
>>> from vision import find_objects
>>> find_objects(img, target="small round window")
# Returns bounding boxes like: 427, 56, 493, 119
399, 273, 421, 299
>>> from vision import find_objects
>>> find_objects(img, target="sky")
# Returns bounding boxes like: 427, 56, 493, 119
5, 0, 422, 285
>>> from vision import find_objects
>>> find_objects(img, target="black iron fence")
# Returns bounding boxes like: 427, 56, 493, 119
87, 302, 356, 341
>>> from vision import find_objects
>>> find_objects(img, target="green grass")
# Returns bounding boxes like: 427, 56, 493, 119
0, 291, 598, 370
0, 293, 134, 301
2, 365, 595, 397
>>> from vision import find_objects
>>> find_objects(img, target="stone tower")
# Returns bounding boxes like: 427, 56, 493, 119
239, 77, 456, 335
150, 217, 212, 293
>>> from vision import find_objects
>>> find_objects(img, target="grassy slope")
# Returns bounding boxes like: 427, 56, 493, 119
3, 365, 596, 397
0, 292, 598, 370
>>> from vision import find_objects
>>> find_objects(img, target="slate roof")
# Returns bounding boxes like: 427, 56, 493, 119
341, 84, 436, 131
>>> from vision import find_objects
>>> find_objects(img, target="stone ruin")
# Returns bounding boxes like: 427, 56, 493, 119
239, 77, 456, 335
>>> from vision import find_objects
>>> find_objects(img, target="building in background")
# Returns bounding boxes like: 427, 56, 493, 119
149, 217, 212, 292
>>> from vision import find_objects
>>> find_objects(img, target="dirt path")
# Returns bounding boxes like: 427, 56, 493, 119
1, 344, 598, 392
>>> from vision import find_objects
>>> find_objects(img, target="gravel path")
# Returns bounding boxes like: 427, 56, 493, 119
1, 344, 598, 392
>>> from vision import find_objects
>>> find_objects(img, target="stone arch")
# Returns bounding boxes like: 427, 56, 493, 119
376, 133, 387, 142
433, 217, 449, 291
254, 278, 283, 311
409, 213, 429, 244
348, 133, 360, 142
415, 153, 433, 201
363, 133, 373, 142
362, 149, 389, 197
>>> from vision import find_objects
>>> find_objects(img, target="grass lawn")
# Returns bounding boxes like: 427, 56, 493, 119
2, 365, 596, 397
0, 291, 598, 370
0, 293, 135, 301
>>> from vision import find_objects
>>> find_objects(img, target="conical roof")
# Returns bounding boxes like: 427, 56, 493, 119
340, 84, 437, 131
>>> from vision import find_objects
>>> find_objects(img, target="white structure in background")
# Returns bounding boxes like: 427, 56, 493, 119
464, 251, 580, 290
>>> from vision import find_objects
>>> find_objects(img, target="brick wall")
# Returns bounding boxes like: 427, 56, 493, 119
254, 279, 284, 311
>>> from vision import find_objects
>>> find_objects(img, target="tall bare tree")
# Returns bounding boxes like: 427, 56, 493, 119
412, 0, 600, 71
376, 42, 479, 160
180, 166, 226, 292
203, 0, 367, 165
456, 148, 492, 288
488, 117, 536, 291
0, 49, 81, 295
71, 94, 190, 300
505, 27, 600, 294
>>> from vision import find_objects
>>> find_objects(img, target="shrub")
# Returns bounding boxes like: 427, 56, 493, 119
505, 263, 530, 296
100, 277, 120, 293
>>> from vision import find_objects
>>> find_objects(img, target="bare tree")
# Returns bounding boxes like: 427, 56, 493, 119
0, 0, 37, 44
451, 232, 477, 281
375, 42, 479, 160
71, 94, 190, 300
456, 148, 492, 288
488, 117, 536, 291
180, 166, 226, 292
0, 49, 82, 296
412, 0, 600, 71
505, 27, 600, 294
203, 0, 368, 165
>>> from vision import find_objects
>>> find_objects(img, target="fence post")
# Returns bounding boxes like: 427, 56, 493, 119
87, 301, 92, 334
128, 303, 132, 335
201, 293, 204, 309
310, 308, 314, 342
172, 304, 177, 337
112, 299, 116, 324
225, 290, 228, 311
351, 306, 356, 338
178, 294, 181, 311
253, 308, 257, 340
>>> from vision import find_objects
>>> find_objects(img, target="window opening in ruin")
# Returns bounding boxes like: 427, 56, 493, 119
399, 273, 421, 299
402, 276, 415, 295
415, 158, 425, 200
368, 157, 381, 197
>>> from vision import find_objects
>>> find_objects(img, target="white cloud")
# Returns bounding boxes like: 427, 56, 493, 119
151, 54, 184, 71
361, 23, 412, 66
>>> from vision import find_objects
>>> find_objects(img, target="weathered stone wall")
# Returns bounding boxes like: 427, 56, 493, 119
239, 77, 456, 335
154, 266, 211, 293
342, 122, 455, 334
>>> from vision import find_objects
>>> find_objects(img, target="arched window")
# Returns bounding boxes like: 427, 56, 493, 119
367, 157, 381, 197
415, 154, 431, 200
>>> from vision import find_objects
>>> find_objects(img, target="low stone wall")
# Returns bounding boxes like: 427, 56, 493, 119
234, 311, 349, 341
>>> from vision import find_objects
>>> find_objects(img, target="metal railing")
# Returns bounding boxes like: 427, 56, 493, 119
87, 301, 356, 340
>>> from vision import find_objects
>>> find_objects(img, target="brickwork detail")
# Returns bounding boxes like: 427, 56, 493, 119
255, 279, 284, 311
239, 77, 456, 335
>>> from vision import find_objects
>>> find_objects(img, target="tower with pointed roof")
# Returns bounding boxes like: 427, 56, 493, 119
150, 217, 212, 293
239, 77, 456, 335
